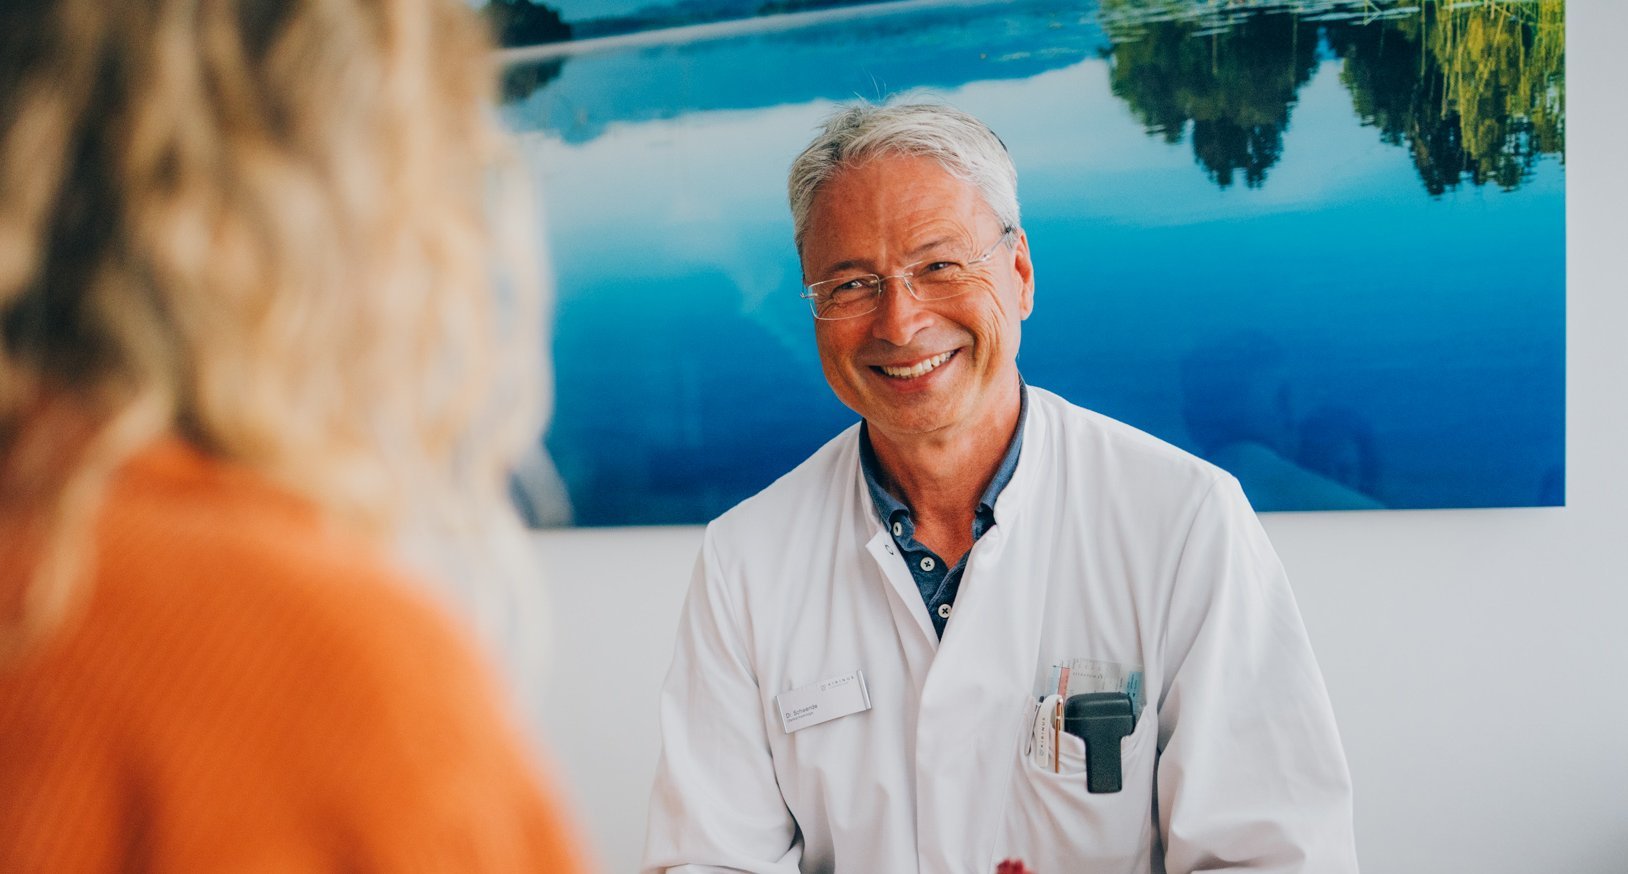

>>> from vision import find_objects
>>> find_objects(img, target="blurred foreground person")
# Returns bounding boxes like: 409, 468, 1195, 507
0, 0, 590, 870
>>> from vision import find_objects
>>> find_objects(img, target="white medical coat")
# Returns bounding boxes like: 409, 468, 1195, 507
644, 387, 1358, 873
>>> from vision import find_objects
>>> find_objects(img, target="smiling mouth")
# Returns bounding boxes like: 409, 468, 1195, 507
874, 350, 956, 380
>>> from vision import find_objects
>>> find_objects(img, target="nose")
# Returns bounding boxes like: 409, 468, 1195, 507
869, 274, 931, 347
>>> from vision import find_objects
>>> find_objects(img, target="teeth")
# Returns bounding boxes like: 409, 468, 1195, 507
880, 351, 954, 379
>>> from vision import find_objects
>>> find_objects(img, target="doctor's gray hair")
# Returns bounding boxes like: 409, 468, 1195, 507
787, 101, 1021, 254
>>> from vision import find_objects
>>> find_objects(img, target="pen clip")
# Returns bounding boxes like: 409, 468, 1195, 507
1051, 697, 1063, 773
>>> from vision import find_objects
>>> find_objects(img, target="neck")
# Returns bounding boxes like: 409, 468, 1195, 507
866, 375, 1022, 558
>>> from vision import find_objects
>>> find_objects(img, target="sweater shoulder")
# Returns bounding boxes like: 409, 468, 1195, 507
96, 446, 469, 680
0, 443, 585, 871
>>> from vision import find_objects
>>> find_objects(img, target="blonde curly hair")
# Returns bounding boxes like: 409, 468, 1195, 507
0, 0, 541, 654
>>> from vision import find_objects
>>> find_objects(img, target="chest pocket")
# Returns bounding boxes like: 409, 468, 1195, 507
997, 698, 1158, 873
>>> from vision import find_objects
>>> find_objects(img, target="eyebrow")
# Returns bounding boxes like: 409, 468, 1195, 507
908, 236, 957, 258
818, 256, 870, 277
815, 236, 959, 277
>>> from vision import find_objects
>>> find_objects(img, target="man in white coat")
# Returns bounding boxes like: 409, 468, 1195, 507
643, 102, 1359, 873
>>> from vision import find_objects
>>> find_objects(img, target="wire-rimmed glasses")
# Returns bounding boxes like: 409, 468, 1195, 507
801, 227, 1016, 321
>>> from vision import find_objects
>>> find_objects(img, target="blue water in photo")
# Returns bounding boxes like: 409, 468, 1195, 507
500, 0, 1566, 525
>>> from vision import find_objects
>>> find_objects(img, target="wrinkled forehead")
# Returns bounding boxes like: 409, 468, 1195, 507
803, 153, 998, 242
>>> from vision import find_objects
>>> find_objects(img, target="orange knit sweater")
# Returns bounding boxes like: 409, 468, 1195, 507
0, 440, 592, 872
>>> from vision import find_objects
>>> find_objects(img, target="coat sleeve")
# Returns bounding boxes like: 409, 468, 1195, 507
1154, 474, 1360, 872
642, 527, 802, 874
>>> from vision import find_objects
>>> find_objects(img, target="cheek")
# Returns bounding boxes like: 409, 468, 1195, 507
814, 324, 861, 373
963, 282, 1021, 356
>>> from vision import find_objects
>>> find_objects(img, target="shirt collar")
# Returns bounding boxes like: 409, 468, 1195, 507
859, 379, 1028, 528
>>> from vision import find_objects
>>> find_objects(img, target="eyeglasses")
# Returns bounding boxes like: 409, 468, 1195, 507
801, 227, 1016, 321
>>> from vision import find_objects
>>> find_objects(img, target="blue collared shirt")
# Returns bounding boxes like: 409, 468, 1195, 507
860, 382, 1027, 638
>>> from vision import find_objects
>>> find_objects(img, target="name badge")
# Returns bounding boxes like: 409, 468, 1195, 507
776, 670, 872, 733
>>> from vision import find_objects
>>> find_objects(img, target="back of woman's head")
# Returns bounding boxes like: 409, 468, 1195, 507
0, 0, 539, 648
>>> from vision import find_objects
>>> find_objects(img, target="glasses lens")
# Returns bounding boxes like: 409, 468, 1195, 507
808, 276, 881, 320
905, 258, 974, 301
910, 229, 1012, 300
803, 231, 1010, 319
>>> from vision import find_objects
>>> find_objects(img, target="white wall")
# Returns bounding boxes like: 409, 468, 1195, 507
534, 5, 1628, 871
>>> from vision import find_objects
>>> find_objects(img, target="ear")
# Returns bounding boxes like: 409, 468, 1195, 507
1012, 229, 1035, 319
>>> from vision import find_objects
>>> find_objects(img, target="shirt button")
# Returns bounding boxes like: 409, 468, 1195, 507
892, 522, 903, 537
937, 603, 952, 619
919, 556, 936, 572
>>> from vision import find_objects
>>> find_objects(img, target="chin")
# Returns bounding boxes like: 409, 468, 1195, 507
868, 404, 961, 438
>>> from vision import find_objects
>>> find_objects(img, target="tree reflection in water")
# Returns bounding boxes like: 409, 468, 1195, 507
1100, 8, 1320, 188
1328, 1, 1565, 194
1100, 0, 1565, 194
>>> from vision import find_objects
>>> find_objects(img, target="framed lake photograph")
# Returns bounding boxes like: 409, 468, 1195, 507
494, 0, 1566, 526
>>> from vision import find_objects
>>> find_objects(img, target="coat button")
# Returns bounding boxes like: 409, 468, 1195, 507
937, 603, 952, 619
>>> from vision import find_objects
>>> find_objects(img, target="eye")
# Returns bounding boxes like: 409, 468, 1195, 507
832, 277, 872, 292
